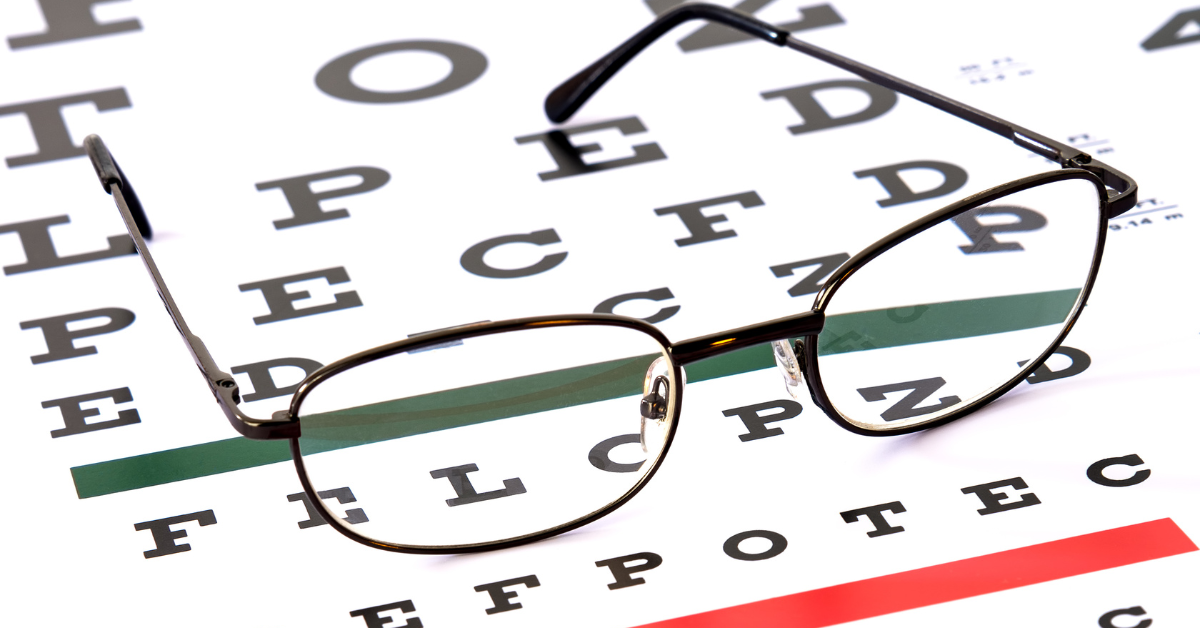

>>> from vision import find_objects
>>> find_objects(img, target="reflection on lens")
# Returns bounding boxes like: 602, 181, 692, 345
294, 323, 675, 549
816, 176, 1102, 431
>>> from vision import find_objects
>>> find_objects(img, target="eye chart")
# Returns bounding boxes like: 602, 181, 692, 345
1, 1, 1198, 626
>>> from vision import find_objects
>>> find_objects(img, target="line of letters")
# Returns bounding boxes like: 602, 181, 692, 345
124, 452, 1151, 626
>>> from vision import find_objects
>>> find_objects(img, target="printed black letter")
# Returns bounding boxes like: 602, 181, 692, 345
0, 89, 131, 167
589, 434, 645, 473
960, 477, 1041, 515
287, 487, 368, 529
460, 229, 567, 279
654, 191, 763, 247
1099, 606, 1151, 628
840, 501, 906, 537
21, 307, 135, 364
594, 287, 680, 324
1019, 346, 1090, 384
595, 552, 663, 590
41, 387, 139, 438
770, 252, 850, 297
953, 205, 1047, 254
0, 215, 133, 275
238, 267, 363, 325
857, 378, 961, 422
473, 575, 541, 615
762, 80, 897, 135
430, 464, 526, 507
516, 117, 666, 181
255, 167, 390, 229
1087, 454, 1151, 488
1142, 9, 1200, 51
854, 160, 968, 208
722, 399, 803, 442
723, 530, 788, 561
231, 357, 324, 402
8, 0, 141, 49
349, 600, 422, 628
316, 41, 486, 103
134, 510, 217, 558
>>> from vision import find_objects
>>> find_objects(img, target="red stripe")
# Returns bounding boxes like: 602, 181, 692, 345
638, 519, 1196, 628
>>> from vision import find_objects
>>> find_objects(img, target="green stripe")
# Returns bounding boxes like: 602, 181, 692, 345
299, 355, 649, 454
300, 345, 783, 452
818, 289, 1080, 356
71, 289, 1078, 499
71, 438, 291, 499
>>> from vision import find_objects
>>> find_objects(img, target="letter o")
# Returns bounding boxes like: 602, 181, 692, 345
723, 530, 787, 561
316, 40, 487, 103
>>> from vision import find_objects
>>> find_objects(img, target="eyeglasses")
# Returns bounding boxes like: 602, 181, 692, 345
84, 4, 1136, 554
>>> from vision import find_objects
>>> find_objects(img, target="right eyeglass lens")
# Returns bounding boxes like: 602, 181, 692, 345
816, 176, 1103, 431
292, 323, 676, 550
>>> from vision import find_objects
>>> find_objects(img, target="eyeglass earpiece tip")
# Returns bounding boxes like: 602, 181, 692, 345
83, 134, 122, 194
544, 62, 598, 124
83, 134, 155, 240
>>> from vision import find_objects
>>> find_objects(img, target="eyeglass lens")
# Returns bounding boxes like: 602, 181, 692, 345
816, 177, 1102, 431
293, 324, 676, 548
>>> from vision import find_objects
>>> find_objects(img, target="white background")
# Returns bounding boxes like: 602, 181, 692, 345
0, 1, 1197, 626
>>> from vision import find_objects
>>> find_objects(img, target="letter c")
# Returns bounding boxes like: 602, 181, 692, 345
588, 434, 644, 473
594, 288, 680, 324
1099, 606, 1151, 628
460, 229, 567, 278
1087, 454, 1151, 488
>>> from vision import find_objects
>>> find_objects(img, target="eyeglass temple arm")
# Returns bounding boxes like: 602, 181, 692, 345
544, 3, 1138, 218
83, 135, 299, 440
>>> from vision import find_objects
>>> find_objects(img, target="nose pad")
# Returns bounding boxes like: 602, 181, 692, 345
772, 339, 805, 401
639, 356, 673, 454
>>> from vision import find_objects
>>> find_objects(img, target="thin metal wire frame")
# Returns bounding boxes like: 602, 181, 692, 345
283, 170, 1107, 554
85, 134, 1110, 554
803, 169, 1109, 436
292, 315, 690, 554
546, 3, 1138, 217
79, 4, 1135, 553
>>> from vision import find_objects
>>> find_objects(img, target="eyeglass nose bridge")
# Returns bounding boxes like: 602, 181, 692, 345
667, 309, 823, 410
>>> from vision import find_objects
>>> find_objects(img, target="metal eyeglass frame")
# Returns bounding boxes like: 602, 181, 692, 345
82, 3, 1136, 554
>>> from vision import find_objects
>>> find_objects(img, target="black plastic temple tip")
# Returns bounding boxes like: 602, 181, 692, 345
83, 134, 153, 239
84, 134, 120, 192
544, 3, 787, 123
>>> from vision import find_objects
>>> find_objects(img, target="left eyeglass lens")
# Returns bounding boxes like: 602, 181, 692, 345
815, 175, 1103, 431
293, 323, 676, 549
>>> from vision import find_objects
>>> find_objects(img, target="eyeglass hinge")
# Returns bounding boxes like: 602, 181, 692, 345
1012, 130, 1092, 168
1065, 152, 1093, 167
